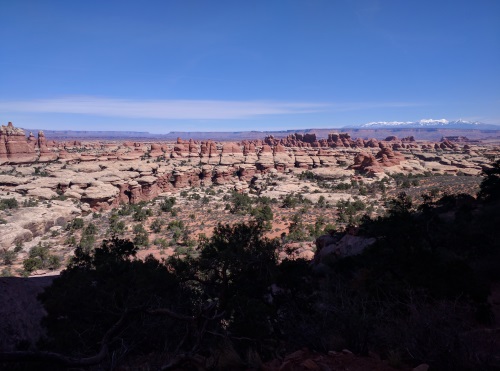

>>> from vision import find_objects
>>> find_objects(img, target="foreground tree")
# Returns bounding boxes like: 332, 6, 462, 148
478, 159, 500, 201
169, 222, 282, 354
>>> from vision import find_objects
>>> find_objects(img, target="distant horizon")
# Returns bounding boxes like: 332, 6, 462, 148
1, 1, 499, 132
12, 117, 500, 137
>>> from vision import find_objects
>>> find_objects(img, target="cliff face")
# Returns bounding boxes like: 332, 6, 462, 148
0, 122, 37, 164
0, 122, 61, 164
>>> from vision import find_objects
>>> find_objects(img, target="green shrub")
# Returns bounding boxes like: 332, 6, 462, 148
0, 197, 18, 210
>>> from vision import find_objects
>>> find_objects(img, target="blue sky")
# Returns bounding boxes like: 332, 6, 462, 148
1, 0, 499, 133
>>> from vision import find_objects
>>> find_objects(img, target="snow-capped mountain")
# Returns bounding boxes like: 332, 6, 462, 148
343, 119, 500, 130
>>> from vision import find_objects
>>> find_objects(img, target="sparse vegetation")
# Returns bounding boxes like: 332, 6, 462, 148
0, 197, 18, 210
22, 243, 61, 273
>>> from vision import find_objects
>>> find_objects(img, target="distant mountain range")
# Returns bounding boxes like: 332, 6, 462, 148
21, 119, 500, 141
343, 119, 500, 130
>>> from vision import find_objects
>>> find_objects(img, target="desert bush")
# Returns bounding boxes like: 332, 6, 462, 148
22, 244, 61, 273
0, 197, 18, 210
66, 217, 84, 230
133, 224, 149, 247
150, 217, 164, 233
22, 198, 39, 207
281, 192, 311, 209
287, 212, 309, 241
0, 249, 17, 265
79, 222, 97, 252
108, 213, 125, 235
132, 206, 152, 221
229, 191, 253, 214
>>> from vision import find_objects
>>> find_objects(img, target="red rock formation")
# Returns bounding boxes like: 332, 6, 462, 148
242, 141, 256, 155
172, 168, 201, 188
37, 131, 58, 162
350, 152, 382, 175
213, 166, 233, 185
149, 143, 164, 158
237, 164, 256, 181
327, 133, 354, 148
273, 144, 286, 154
375, 144, 404, 167
221, 142, 241, 154
260, 144, 273, 154
200, 140, 218, 157
172, 143, 188, 157
0, 122, 37, 164
188, 139, 199, 157
27, 132, 37, 148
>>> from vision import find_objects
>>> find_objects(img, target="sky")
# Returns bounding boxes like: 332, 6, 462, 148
0, 0, 499, 133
